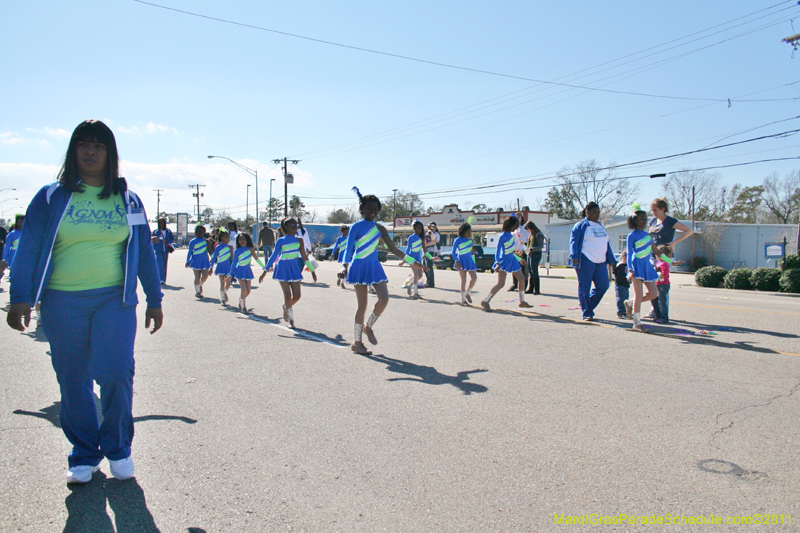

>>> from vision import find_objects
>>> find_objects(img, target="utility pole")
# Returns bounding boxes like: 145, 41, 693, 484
272, 157, 300, 217
189, 184, 205, 222
153, 189, 163, 219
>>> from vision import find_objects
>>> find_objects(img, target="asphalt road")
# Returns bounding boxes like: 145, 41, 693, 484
1, 263, 799, 532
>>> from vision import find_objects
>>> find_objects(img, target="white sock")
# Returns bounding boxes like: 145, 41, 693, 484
518, 289, 526, 302
461, 291, 466, 300
633, 312, 641, 325
467, 287, 472, 296
288, 307, 294, 322
366, 312, 379, 329
354, 323, 363, 342
483, 292, 495, 303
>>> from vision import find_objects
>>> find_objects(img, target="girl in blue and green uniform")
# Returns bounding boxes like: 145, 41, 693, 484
209, 229, 234, 306
481, 215, 532, 311
185, 224, 211, 297
623, 206, 659, 331
452, 219, 478, 306
404, 220, 428, 299
344, 188, 426, 355
232, 232, 264, 313
331, 224, 349, 289
260, 216, 312, 328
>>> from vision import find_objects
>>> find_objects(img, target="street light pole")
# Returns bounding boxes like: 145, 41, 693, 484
272, 158, 300, 218
246, 184, 251, 225
269, 178, 276, 226
207, 155, 259, 223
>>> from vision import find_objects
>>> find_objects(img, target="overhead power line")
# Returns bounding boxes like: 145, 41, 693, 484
134, 0, 799, 105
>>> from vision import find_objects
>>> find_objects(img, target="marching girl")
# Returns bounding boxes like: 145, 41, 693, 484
404, 220, 428, 299
232, 232, 264, 313
481, 215, 532, 311
623, 205, 659, 331
209, 229, 234, 306
452, 219, 478, 305
185, 224, 211, 297
344, 187, 427, 355
331, 224, 350, 289
260, 217, 313, 328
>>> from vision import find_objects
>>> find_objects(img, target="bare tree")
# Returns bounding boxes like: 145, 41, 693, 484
660, 169, 723, 220
761, 171, 800, 224
557, 159, 639, 220
697, 222, 728, 266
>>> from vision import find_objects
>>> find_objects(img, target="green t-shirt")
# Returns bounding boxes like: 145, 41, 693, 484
47, 185, 129, 291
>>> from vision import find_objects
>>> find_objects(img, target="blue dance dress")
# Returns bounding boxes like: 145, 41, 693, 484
232, 246, 255, 280
452, 236, 477, 271
494, 232, 521, 273
267, 235, 304, 282
626, 229, 658, 282
210, 243, 233, 276
404, 234, 424, 263
186, 237, 211, 270
344, 219, 388, 285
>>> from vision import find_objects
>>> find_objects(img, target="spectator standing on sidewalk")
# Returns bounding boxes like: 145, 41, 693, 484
525, 221, 545, 294
424, 222, 440, 288
257, 222, 275, 259
508, 213, 530, 292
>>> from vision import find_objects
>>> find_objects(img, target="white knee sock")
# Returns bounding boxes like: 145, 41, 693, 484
354, 323, 364, 342
518, 289, 526, 302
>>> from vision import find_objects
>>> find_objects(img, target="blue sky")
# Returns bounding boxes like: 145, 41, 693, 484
2, 0, 799, 222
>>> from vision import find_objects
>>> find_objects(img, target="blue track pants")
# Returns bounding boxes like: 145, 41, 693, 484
154, 251, 169, 283
40, 286, 136, 467
575, 258, 610, 319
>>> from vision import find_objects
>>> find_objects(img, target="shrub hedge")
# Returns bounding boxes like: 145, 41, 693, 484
779, 269, 800, 293
750, 267, 781, 292
723, 268, 753, 290
695, 265, 727, 288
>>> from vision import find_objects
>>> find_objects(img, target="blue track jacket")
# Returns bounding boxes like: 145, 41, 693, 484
568, 218, 617, 269
10, 180, 163, 308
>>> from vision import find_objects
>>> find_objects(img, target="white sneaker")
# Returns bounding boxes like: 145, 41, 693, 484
109, 456, 135, 480
66, 464, 100, 484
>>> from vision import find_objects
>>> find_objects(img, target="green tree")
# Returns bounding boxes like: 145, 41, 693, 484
727, 185, 764, 223
378, 190, 425, 222
288, 195, 307, 219
327, 207, 358, 224
543, 185, 580, 220
263, 197, 285, 223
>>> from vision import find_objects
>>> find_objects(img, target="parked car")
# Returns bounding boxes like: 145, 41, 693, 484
434, 245, 496, 272
315, 245, 336, 261
315, 245, 387, 262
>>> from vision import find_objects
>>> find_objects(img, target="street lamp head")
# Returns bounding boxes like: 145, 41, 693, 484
649, 173, 666, 179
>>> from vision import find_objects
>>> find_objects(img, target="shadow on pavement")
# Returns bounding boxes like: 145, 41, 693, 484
358, 352, 488, 395
13, 400, 197, 429
64, 473, 160, 533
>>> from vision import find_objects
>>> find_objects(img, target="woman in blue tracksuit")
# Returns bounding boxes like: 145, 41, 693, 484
5, 120, 163, 485
568, 202, 617, 321
151, 218, 174, 285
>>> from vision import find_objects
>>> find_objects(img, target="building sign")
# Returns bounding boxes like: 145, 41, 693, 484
765, 243, 785, 259
392, 204, 550, 229
176, 212, 189, 243
395, 217, 412, 226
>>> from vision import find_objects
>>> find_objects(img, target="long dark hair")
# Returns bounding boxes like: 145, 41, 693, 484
58, 119, 123, 199
236, 232, 254, 249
